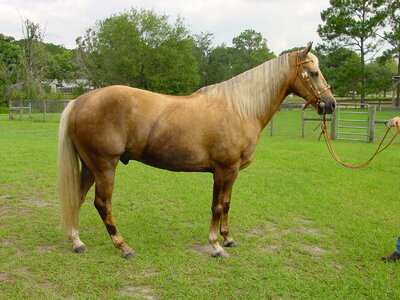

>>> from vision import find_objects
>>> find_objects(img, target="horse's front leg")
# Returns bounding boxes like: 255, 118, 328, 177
209, 165, 239, 258
220, 187, 238, 248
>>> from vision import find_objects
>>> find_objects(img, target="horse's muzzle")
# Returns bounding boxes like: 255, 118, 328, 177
318, 97, 336, 115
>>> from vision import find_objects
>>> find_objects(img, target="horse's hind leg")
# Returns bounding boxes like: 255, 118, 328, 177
69, 160, 95, 253
80, 159, 95, 201
93, 162, 135, 259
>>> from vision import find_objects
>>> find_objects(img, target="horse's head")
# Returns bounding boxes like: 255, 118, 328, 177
291, 42, 336, 115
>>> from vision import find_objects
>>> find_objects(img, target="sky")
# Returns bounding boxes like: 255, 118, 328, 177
0, 0, 331, 55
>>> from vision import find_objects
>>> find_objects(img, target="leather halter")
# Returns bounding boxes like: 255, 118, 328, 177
292, 51, 331, 111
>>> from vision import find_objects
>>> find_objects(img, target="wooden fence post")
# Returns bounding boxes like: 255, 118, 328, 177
8, 100, 12, 120
19, 99, 23, 121
43, 100, 47, 122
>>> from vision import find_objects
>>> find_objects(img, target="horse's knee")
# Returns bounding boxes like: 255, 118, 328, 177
211, 206, 223, 218
223, 202, 230, 213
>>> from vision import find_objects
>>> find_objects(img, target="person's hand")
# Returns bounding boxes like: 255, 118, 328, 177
386, 117, 400, 128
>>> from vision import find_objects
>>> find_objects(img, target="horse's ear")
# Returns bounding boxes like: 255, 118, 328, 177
300, 41, 313, 59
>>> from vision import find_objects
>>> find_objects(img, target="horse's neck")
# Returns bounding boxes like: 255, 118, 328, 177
257, 79, 292, 129
198, 54, 293, 130
247, 55, 294, 129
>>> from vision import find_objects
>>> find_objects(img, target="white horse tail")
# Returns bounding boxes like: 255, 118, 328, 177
57, 100, 81, 238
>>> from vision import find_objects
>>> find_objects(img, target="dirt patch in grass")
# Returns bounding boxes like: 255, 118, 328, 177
247, 227, 266, 237
131, 269, 161, 281
246, 221, 278, 237
24, 198, 53, 208
246, 221, 321, 240
36, 245, 56, 253
190, 243, 214, 256
120, 285, 156, 300
295, 243, 326, 257
297, 226, 319, 236
263, 244, 280, 254
0, 203, 32, 219
263, 238, 328, 259
19, 267, 30, 275
247, 221, 326, 257
1, 239, 16, 247
0, 273, 15, 282
0, 196, 13, 219
142, 270, 160, 278
2, 239, 26, 256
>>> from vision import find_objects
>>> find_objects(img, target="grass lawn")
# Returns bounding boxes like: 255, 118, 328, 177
1, 109, 400, 299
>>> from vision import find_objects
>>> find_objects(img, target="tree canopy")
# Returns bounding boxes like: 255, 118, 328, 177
0, 4, 398, 105
75, 9, 200, 95
318, 0, 387, 101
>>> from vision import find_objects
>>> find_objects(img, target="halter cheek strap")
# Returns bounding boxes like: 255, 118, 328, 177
292, 51, 331, 111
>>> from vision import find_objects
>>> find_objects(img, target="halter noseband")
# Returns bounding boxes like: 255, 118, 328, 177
292, 51, 331, 111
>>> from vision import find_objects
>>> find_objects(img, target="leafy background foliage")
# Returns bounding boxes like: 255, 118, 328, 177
0, 3, 399, 106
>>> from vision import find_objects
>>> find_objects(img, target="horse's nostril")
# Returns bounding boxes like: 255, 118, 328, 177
331, 102, 336, 111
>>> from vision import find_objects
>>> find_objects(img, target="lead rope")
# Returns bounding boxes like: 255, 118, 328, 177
321, 115, 400, 169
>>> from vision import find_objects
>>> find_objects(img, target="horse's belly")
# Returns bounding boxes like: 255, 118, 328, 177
138, 144, 210, 172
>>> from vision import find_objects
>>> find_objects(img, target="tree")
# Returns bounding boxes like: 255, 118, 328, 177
193, 30, 275, 87
144, 17, 200, 95
44, 43, 78, 84
193, 31, 214, 87
279, 45, 362, 97
0, 28, 78, 103
76, 8, 199, 95
318, 0, 386, 101
279, 47, 305, 56
206, 44, 236, 85
382, 1, 400, 73
317, 46, 362, 97
231, 29, 275, 74
365, 58, 397, 97
49, 50, 78, 83
13, 19, 49, 99
381, 0, 400, 103
75, 28, 103, 87
0, 34, 21, 104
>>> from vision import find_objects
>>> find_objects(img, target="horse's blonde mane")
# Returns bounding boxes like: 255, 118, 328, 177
196, 54, 290, 118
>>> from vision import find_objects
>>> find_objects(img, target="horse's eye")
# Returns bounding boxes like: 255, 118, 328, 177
310, 71, 318, 77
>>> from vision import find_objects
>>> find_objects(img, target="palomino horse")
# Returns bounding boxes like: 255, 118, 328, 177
58, 42, 335, 258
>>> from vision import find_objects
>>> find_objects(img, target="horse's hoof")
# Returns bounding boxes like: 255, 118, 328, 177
73, 245, 86, 253
223, 240, 238, 248
212, 250, 230, 258
123, 251, 136, 259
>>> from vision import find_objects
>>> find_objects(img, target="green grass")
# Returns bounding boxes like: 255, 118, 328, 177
1, 110, 400, 299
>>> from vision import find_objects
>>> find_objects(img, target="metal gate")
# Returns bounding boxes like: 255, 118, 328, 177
335, 103, 376, 142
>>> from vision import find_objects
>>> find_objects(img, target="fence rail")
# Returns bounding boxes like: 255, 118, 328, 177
9, 100, 70, 122
336, 98, 400, 109
5, 100, 394, 142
